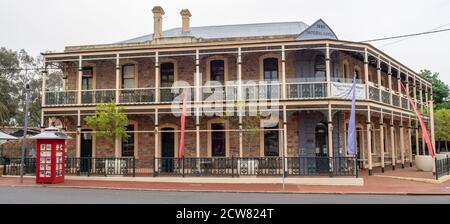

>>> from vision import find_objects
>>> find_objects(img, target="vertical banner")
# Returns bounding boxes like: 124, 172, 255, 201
178, 89, 187, 158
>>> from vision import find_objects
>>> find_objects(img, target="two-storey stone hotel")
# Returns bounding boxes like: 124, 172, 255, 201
40, 6, 434, 177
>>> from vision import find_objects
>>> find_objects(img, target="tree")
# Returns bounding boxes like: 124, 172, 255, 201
0, 47, 19, 126
84, 101, 129, 142
434, 109, 450, 151
419, 70, 449, 109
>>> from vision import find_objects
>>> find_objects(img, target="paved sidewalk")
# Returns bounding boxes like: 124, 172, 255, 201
1, 174, 449, 195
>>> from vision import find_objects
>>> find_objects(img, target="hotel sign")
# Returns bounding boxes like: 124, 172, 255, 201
297, 19, 338, 40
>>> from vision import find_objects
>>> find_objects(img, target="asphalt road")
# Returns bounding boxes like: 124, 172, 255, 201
0, 186, 449, 204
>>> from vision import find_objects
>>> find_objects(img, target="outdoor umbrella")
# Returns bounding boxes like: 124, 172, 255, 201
0, 131, 17, 140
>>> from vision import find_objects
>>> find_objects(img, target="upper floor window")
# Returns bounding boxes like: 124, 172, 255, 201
122, 64, 136, 89
210, 60, 225, 83
354, 67, 361, 80
263, 58, 278, 80
81, 66, 93, 90
160, 63, 174, 87
343, 63, 349, 80
314, 55, 325, 78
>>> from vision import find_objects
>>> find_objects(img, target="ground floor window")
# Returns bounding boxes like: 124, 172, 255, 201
264, 125, 279, 156
122, 125, 135, 157
211, 123, 226, 157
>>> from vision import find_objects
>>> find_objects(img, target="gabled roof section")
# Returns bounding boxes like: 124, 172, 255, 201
118, 21, 309, 44
296, 19, 338, 41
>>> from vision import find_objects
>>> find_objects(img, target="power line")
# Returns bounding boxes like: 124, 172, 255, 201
379, 23, 450, 48
361, 28, 450, 43
1, 27, 450, 72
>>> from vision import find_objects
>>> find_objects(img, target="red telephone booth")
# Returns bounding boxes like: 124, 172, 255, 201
32, 127, 70, 184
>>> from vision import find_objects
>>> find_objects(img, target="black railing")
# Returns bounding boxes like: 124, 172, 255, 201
65, 157, 135, 177
153, 156, 357, 177
435, 155, 450, 180
2, 157, 36, 176
2, 157, 135, 177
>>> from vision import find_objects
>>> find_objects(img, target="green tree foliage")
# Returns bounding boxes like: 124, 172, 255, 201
434, 109, 450, 151
0, 47, 64, 127
84, 101, 129, 142
419, 70, 449, 109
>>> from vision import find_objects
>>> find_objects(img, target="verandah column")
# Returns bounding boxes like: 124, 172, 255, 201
155, 51, 160, 103
364, 48, 369, 100
195, 49, 200, 158
399, 115, 405, 168
154, 108, 159, 172
390, 112, 396, 170
237, 47, 243, 157
380, 109, 385, 173
408, 116, 413, 167
77, 55, 83, 105
388, 62, 393, 104
377, 55, 382, 103
366, 106, 373, 175
40, 58, 47, 129
281, 45, 286, 99
283, 105, 288, 174
325, 44, 331, 97
115, 54, 120, 104
327, 104, 333, 173
76, 110, 81, 158
430, 87, 436, 152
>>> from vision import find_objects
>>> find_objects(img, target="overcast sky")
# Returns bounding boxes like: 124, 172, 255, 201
1, 0, 449, 85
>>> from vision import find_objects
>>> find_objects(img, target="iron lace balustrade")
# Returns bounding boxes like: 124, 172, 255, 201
381, 90, 391, 104
81, 90, 116, 104
401, 97, 409, 109
45, 91, 77, 106
392, 94, 400, 107
369, 86, 380, 101
64, 157, 135, 177
160, 87, 194, 103
287, 81, 327, 99
119, 88, 155, 104
153, 156, 357, 177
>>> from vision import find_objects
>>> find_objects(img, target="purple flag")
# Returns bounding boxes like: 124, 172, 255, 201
347, 75, 357, 156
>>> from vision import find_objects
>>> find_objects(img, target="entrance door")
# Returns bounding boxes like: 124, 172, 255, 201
315, 123, 329, 173
161, 128, 175, 172
211, 124, 226, 157
80, 132, 92, 173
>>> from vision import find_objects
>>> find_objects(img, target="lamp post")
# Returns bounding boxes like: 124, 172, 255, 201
20, 84, 30, 183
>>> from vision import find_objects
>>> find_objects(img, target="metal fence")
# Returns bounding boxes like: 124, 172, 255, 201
2, 156, 357, 178
435, 155, 450, 180
153, 156, 358, 177
2, 157, 135, 177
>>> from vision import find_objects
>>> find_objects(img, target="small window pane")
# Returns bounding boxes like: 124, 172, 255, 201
122, 65, 135, 89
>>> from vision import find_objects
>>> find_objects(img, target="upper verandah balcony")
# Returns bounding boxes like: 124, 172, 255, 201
42, 44, 432, 114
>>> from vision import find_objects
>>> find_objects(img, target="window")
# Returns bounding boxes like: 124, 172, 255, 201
81, 67, 93, 90
211, 123, 226, 157
122, 125, 135, 157
263, 58, 278, 80
264, 125, 279, 156
160, 63, 175, 87
122, 64, 136, 89
314, 55, 325, 78
354, 68, 360, 80
210, 60, 225, 83
343, 63, 349, 80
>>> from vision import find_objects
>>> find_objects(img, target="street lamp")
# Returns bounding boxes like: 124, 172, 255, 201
20, 84, 31, 183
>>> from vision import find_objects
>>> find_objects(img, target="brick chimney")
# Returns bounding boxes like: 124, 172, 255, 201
180, 9, 192, 33
152, 6, 165, 39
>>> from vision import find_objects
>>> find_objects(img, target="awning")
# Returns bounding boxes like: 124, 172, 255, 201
0, 131, 18, 140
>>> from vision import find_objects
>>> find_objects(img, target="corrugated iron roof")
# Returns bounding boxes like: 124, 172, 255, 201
118, 21, 309, 44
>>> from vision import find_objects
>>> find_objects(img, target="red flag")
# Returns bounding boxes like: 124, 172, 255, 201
178, 89, 188, 159
399, 81, 435, 157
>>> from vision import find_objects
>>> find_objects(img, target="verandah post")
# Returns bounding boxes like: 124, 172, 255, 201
231, 155, 235, 178
132, 157, 136, 177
